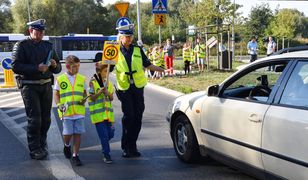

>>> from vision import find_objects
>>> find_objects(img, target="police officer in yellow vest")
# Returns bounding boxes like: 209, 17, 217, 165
116, 24, 164, 158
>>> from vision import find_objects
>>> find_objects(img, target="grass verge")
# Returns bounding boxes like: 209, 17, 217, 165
149, 60, 248, 94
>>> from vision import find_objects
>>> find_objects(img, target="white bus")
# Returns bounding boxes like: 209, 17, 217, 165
0, 33, 117, 62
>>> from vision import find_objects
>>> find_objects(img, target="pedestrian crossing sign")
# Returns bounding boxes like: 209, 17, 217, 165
154, 14, 166, 26
152, 0, 168, 14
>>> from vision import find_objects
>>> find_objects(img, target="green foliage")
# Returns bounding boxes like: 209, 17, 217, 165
0, 0, 12, 32
245, 4, 273, 39
270, 9, 303, 39
11, 0, 112, 35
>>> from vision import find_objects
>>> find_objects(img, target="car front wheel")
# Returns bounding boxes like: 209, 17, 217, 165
172, 115, 200, 163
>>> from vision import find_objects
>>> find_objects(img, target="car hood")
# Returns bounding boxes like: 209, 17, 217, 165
174, 91, 207, 112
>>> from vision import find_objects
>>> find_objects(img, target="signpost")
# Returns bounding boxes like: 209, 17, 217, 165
152, 0, 168, 45
115, 2, 129, 17
102, 41, 120, 89
0, 58, 16, 88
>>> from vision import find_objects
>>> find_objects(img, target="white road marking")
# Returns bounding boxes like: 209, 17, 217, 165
0, 100, 24, 107
0, 95, 22, 104
0, 92, 20, 98
0, 106, 85, 180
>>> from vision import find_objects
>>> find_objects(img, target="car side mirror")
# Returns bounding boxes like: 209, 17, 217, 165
207, 85, 219, 96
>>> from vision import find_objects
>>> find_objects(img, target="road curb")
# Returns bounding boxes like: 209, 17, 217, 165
146, 82, 184, 97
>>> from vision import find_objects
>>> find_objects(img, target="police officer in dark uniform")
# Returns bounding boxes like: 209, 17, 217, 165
115, 24, 163, 158
12, 19, 62, 160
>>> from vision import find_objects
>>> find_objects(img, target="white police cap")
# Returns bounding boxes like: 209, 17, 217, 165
27, 19, 46, 30
117, 24, 134, 36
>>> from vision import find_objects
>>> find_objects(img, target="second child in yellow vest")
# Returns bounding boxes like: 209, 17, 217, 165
54, 55, 87, 166
88, 63, 115, 164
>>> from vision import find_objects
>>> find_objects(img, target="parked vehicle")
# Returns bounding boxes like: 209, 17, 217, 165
166, 47, 308, 179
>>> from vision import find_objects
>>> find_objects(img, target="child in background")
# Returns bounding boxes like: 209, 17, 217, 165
54, 55, 87, 166
88, 63, 115, 164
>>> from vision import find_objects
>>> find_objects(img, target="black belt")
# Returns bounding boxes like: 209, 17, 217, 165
22, 78, 52, 85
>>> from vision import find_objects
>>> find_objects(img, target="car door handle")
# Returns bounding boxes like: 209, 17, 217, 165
248, 114, 262, 123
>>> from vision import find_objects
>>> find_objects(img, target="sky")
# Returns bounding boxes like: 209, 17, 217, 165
103, 0, 308, 17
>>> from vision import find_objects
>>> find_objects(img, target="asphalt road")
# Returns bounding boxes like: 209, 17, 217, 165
0, 62, 254, 180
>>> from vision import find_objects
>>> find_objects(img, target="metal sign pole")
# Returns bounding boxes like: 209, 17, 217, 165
159, 25, 161, 46
137, 0, 142, 43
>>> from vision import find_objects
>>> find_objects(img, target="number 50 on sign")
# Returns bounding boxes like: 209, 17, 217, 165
102, 41, 120, 65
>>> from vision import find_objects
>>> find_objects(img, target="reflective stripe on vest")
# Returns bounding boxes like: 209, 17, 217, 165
116, 47, 147, 90
183, 48, 191, 61
153, 52, 161, 66
57, 74, 86, 119
88, 80, 114, 124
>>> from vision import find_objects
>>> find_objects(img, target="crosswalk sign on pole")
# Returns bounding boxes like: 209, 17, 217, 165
152, 0, 168, 14
154, 14, 166, 25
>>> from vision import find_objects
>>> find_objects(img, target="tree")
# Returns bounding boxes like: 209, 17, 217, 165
11, 0, 112, 35
246, 3, 273, 38
0, 0, 12, 32
270, 9, 304, 39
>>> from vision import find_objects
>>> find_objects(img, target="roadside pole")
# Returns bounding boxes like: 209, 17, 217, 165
137, 0, 142, 43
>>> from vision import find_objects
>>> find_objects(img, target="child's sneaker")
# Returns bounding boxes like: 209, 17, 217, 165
63, 145, 71, 159
103, 154, 112, 164
72, 155, 82, 166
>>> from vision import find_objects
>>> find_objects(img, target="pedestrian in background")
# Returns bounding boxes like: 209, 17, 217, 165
194, 38, 206, 72
247, 36, 259, 62
163, 38, 174, 76
182, 42, 192, 75
11, 19, 61, 160
115, 24, 164, 158
266, 36, 276, 71
54, 55, 87, 166
88, 63, 115, 164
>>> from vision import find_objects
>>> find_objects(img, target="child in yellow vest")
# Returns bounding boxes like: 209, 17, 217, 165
88, 63, 115, 164
54, 55, 87, 166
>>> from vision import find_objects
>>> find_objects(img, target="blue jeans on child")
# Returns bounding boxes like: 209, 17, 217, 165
95, 121, 114, 156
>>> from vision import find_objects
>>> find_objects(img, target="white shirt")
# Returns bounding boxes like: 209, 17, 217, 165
267, 41, 276, 55
54, 72, 87, 120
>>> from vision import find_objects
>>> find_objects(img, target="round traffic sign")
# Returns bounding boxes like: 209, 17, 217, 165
1, 58, 13, 70
103, 45, 119, 60
116, 17, 132, 28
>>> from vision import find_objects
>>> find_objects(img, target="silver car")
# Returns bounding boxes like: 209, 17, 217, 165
166, 48, 308, 179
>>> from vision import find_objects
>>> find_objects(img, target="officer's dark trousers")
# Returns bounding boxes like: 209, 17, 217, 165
21, 83, 52, 152
118, 84, 145, 152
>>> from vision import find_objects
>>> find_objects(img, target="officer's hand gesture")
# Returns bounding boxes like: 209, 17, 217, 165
38, 63, 49, 72
50, 59, 57, 68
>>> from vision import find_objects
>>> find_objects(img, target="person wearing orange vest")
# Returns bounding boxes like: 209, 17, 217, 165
54, 55, 87, 166
116, 24, 164, 158
88, 63, 115, 164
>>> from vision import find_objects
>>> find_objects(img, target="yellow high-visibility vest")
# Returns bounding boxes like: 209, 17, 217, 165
57, 74, 86, 119
183, 48, 191, 61
153, 51, 161, 67
116, 47, 147, 90
88, 80, 114, 124
194, 44, 206, 58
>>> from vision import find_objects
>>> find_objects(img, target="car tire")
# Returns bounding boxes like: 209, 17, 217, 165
172, 115, 200, 163
94, 53, 102, 62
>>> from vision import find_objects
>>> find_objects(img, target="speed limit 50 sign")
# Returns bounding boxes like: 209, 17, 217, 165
102, 41, 120, 65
